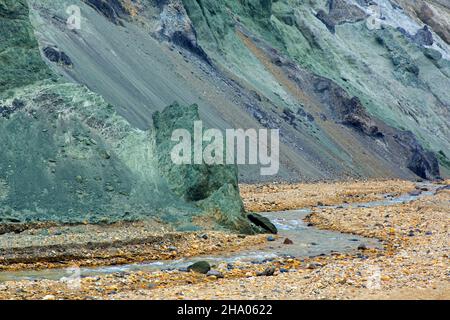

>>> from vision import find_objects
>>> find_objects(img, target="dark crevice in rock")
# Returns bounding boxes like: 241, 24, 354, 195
43, 47, 73, 67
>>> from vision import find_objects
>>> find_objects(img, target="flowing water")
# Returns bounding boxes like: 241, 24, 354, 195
0, 183, 439, 282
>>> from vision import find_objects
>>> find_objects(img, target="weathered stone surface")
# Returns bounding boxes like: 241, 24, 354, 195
316, 0, 367, 33
0, 0, 54, 95
156, 0, 209, 62
187, 261, 211, 274
247, 213, 278, 234
152, 102, 256, 233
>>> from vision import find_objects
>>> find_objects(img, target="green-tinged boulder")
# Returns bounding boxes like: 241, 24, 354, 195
152, 102, 256, 233
187, 261, 211, 274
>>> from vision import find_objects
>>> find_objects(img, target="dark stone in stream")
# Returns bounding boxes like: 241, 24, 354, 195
409, 190, 422, 196
267, 235, 276, 242
357, 243, 367, 250
187, 261, 211, 274
257, 267, 276, 277
283, 238, 294, 245
247, 213, 278, 234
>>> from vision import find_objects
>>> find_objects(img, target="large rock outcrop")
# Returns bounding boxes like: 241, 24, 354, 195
152, 103, 255, 233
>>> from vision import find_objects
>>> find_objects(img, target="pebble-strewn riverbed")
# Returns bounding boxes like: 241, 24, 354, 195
0, 180, 448, 300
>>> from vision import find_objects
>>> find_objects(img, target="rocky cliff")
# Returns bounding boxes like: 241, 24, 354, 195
22, 0, 449, 182
0, 0, 254, 233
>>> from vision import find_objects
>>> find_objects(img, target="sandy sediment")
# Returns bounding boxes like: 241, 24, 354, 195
240, 180, 416, 212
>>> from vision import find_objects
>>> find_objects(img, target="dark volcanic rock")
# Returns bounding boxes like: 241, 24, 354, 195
393, 131, 440, 180
407, 149, 440, 180
257, 266, 275, 276
413, 26, 433, 46
43, 47, 73, 67
313, 79, 382, 137
247, 213, 277, 234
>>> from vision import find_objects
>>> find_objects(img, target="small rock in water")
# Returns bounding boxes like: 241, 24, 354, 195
199, 233, 208, 240
187, 261, 211, 274
306, 263, 322, 270
283, 238, 294, 245
257, 267, 276, 276
279, 268, 289, 273
409, 190, 421, 196
317, 201, 324, 206
425, 231, 433, 236
408, 230, 415, 237
206, 270, 224, 278
227, 263, 234, 270
178, 267, 189, 272
357, 244, 367, 250
267, 235, 276, 242
310, 242, 318, 246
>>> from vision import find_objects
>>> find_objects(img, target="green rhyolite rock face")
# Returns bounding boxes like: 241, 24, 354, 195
0, 0, 55, 96
0, 0, 255, 233
152, 103, 255, 233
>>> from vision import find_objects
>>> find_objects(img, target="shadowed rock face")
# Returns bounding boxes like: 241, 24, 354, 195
156, 0, 210, 62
